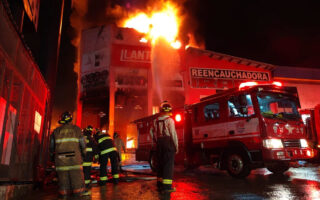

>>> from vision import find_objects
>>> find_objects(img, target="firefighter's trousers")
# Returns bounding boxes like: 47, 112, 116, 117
83, 152, 94, 187
56, 167, 85, 195
99, 150, 119, 184
157, 136, 175, 190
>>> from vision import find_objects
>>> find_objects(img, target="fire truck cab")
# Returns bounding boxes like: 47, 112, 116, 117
134, 82, 314, 178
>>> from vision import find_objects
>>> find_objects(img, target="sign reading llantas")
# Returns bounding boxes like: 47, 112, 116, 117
120, 48, 151, 63
112, 44, 151, 68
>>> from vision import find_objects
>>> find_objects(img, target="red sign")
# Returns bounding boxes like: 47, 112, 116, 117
186, 49, 271, 89
111, 44, 151, 68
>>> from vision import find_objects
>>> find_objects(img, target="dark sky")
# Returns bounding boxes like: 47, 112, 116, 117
185, 0, 320, 68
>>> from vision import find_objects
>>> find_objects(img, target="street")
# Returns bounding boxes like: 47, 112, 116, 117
25, 155, 320, 200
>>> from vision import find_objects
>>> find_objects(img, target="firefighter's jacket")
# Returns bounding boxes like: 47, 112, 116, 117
114, 137, 126, 153
50, 124, 86, 171
83, 131, 98, 156
150, 114, 179, 153
94, 133, 117, 156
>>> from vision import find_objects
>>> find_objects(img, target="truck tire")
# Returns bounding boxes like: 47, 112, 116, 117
149, 151, 158, 172
267, 163, 289, 175
225, 150, 251, 178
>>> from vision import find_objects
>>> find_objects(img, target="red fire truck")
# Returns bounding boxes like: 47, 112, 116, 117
134, 82, 314, 178
300, 104, 320, 161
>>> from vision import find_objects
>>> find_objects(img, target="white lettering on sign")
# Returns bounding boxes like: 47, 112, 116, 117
190, 68, 270, 81
120, 49, 151, 63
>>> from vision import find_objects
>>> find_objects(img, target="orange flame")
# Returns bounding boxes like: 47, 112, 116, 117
122, 2, 182, 49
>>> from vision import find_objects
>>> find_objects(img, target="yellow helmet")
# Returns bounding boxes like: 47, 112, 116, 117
160, 101, 172, 113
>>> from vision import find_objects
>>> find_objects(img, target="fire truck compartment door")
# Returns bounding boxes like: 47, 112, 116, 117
192, 122, 227, 144
227, 117, 260, 139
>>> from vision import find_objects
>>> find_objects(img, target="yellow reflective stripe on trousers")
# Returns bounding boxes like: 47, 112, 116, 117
100, 176, 108, 181
162, 179, 172, 184
101, 147, 116, 155
86, 139, 90, 143
56, 165, 82, 171
86, 147, 93, 152
83, 162, 92, 167
56, 138, 79, 143
113, 174, 119, 178
85, 180, 91, 184
98, 137, 111, 144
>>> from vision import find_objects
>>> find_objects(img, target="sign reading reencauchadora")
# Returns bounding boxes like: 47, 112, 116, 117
190, 68, 270, 81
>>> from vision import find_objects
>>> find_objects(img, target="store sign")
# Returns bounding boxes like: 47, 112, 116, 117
112, 44, 151, 68
190, 68, 270, 81
120, 49, 151, 63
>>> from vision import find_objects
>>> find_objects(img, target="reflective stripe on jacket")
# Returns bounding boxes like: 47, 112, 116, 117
94, 133, 116, 155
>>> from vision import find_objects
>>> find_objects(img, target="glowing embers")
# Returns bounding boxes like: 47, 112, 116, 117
123, 2, 182, 49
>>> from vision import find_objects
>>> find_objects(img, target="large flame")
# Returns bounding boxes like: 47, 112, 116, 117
123, 2, 182, 49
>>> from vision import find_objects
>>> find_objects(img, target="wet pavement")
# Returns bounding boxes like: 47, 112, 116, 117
24, 155, 320, 200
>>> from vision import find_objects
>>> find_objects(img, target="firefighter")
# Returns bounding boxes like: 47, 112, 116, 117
113, 132, 126, 172
82, 125, 97, 188
94, 129, 120, 185
150, 101, 179, 193
50, 111, 90, 198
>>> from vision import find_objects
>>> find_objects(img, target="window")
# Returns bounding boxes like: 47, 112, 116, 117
1, 105, 16, 165
257, 92, 300, 120
204, 103, 220, 121
228, 94, 255, 118
34, 111, 42, 134
0, 97, 6, 142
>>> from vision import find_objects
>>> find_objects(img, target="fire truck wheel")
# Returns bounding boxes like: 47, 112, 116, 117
226, 151, 251, 178
149, 152, 158, 172
266, 163, 289, 175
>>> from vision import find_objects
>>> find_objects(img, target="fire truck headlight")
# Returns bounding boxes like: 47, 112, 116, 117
300, 139, 308, 148
263, 139, 283, 149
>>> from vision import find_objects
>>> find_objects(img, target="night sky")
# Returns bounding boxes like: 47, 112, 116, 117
53, 0, 320, 122
185, 0, 320, 68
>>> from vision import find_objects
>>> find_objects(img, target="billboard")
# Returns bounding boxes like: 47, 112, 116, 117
80, 26, 111, 93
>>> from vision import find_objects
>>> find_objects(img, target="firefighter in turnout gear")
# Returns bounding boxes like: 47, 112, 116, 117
82, 125, 97, 188
113, 132, 126, 172
50, 112, 90, 198
94, 129, 120, 185
150, 101, 179, 193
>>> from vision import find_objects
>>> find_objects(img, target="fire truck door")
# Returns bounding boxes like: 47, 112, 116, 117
192, 102, 227, 147
226, 94, 260, 140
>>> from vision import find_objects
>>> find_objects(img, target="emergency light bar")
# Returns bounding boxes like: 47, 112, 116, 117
239, 81, 283, 89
